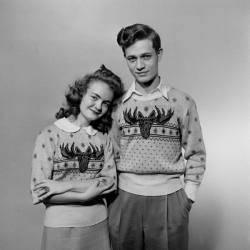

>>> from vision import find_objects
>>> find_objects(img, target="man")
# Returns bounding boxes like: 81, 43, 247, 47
109, 23, 206, 250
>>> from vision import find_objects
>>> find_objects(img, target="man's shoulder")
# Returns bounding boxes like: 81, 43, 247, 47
168, 87, 195, 104
116, 90, 133, 106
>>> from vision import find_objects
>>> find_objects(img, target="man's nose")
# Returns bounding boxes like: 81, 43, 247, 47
136, 59, 145, 70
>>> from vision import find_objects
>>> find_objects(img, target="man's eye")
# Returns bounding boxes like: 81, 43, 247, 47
128, 58, 136, 63
143, 55, 151, 60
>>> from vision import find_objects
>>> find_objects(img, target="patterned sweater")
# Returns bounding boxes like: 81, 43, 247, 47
31, 118, 116, 227
112, 81, 206, 201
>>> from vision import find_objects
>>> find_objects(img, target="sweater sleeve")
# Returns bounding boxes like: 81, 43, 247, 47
109, 107, 122, 166
98, 134, 117, 192
180, 98, 206, 201
30, 129, 55, 204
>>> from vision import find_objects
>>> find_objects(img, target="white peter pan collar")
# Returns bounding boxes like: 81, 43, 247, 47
54, 117, 98, 136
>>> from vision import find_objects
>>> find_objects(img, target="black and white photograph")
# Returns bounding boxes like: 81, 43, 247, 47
0, 0, 248, 250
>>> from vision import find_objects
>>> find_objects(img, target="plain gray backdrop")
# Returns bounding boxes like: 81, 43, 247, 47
0, 0, 249, 250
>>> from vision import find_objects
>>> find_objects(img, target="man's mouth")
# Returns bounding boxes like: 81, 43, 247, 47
136, 72, 148, 76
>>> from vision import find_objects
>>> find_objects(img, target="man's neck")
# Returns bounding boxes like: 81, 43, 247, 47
135, 76, 160, 94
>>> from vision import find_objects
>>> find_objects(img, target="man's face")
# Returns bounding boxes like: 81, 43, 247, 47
124, 39, 162, 85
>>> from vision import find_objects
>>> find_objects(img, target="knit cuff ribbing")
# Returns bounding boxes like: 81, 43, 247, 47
184, 181, 200, 202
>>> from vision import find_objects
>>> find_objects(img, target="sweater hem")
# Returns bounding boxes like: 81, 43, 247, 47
119, 174, 184, 196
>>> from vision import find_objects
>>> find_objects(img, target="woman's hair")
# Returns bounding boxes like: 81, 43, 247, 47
56, 65, 124, 133
117, 23, 161, 56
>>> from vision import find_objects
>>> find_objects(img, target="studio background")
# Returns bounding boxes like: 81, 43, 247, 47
0, 0, 249, 250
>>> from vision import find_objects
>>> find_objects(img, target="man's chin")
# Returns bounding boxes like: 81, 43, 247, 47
136, 73, 159, 86
136, 78, 155, 86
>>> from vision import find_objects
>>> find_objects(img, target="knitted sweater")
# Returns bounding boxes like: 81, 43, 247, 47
31, 118, 116, 227
112, 81, 206, 201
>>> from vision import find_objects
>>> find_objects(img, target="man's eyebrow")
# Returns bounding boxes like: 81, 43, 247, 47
141, 52, 152, 55
127, 52, 151, 58
126, 55, 136, 58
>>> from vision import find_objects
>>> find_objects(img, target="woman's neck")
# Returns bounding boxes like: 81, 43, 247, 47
69, 114, 90, 128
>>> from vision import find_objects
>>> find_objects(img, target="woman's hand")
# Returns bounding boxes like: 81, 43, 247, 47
95, 173, 116, 194
83, 178, 114, 200
33, 180, 72, 201
33, 177, 114, 203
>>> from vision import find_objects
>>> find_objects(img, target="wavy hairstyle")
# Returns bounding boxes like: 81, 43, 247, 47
56, 65, 124, 133
117, 23, 161, 56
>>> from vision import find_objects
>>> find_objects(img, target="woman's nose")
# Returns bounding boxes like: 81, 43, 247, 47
95, 101, 102, 111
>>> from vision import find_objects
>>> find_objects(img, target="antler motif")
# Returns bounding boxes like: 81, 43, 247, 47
124, 107, 138, 125
123, 106, 174, 139
60, 143, 104, 173
154, 106, 174, 124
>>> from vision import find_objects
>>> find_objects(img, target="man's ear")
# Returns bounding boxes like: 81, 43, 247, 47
157, 48, 163, 61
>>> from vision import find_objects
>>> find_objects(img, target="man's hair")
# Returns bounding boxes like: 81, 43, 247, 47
117, 23, 161, 55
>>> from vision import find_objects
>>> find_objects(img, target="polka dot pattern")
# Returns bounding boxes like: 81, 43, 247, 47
31, 123, 116, 200
116, 88, 206, 184
119, 137, 184, 174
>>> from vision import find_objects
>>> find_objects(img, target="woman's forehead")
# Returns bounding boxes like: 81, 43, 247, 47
87, 80, 114, 100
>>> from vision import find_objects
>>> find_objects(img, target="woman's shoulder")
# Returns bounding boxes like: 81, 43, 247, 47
35, 122, 60, 141
93, 131, 113, 147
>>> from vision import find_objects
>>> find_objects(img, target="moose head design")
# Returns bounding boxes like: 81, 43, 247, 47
123, 106, 174, 139
60, 143, 104, 173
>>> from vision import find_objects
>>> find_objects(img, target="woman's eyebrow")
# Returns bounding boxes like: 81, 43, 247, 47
91, 92, 101, 98
91, 92, 111, 102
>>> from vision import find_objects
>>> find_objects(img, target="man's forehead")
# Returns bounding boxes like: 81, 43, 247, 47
125, 39, 154, 56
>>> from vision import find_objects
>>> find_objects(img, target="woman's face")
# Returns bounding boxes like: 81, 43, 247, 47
78, 80, 114, 125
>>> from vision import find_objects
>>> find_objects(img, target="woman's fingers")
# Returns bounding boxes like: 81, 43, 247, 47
33, 183, 47, 191
34, 180, 48, 187
95, 180, 101, 187
99, 178, 114, 191
105, 181, 114, 190
38, 191, 51, 201
36, 187, 50, 197
95, 172, 105, 178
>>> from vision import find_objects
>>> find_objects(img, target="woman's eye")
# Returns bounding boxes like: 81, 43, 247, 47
91, 96, 98, 100
103, 102, 110, 107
